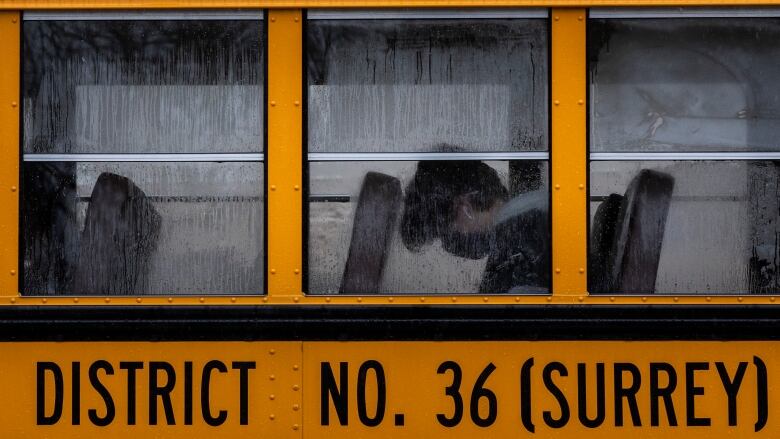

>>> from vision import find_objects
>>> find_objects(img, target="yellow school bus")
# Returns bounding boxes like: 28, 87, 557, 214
0, 0, 778, 437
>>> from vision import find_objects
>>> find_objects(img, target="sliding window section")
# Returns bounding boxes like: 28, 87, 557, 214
21, 12, 265, 296
589, 9, 780, 295
306, 10, 550, 295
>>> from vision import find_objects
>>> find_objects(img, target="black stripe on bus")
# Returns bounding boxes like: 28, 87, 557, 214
0, 305, 778, 341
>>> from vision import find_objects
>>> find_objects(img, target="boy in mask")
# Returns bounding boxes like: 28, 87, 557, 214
400, 161, 549, 294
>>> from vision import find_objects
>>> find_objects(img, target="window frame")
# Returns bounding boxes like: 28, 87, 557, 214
0, 5, 773, 306
16, 9, 269, 299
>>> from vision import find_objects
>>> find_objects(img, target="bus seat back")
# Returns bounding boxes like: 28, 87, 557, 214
339, 172, 402, 295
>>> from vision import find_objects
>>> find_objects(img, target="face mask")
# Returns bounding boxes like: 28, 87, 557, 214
441, 229, 493, 260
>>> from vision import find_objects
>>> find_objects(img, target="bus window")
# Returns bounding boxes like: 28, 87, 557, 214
589, 14, 780, 295
22, 14, 265, 295
306, 10, 550, 295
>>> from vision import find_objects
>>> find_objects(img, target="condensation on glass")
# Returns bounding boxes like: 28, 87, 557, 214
309, 161, 549, 295
22, 19, 264, 295
307, 19, 548, 153
306, 16, 550, 295
590, 18, 780, 152
589, 18, 780, 295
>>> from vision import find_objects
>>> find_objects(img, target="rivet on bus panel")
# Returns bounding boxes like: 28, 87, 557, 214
610, 296, 615, 302
294, 100, 300, 106
136, 297, 142, 303
269, 349, 276, 355
483, 297, 488, 302
578, 296, 584, 302
706, 296, 712, 302
579, 268, 584, 274
199, 297, 205, 303
293, 385, 300, 391
546, 297, 552, 302
514, 297, 520, 302
270, 101, 276, 107
325, 297, 331, 303
293, 297, 299, 303
270, 17, 276, 22
294, 269, 300, 274
642, 297, 647, 302
11, 101, 17, 108
357, 297, 363, 303
42, 298, 47, 303
578, 184, 584, 190
294, 185, 300, 191
294, 17, 299, 22
12, 18, 17, 23
420, 297, 425, 302
293, 364, 299, 371
104, 297, 110, 303
738, 296, 743, 302
271, 268, 277, 274
293, 424, 300, 430
451, 297, 457, 302
771, 297, 776, 302
270, 374, 276, 381
554, 16, 560, 21
73, 298, 79, 303
554, 184, 560, 190
388, 297, 393, 302
269, 394, 276, 400
167, 297, 173, 303
263, 297, 268, 302
578, 99, 584, 105
9, 269, 15, 275
231, 297, 237, 303
10, 186, 16, 192
270, 185, 277, 191
578, 15, 584, 21
555, 268, 561, 274
673, 297, 679, 302
293, 404, 300, 411
269, 414, 276, 420
554, 100, 560, 106
9, 297, 15, 304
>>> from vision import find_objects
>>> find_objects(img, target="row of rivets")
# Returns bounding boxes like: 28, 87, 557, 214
5, 295, 777, 304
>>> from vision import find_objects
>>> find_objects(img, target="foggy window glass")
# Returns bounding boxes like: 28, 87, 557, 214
22, 17, 264, 296
589, 17, 780, 295
590, 18, 780, 153
306, 13, 550, 295
309, 161, 549, 295
307, 18, 548, 153
23, 20, 262, 154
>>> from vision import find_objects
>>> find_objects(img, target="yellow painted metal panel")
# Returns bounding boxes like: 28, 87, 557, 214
551, 9, 587, 295
2, 340, 777, 436
0, 12, 19, 298
304, 341, 777, 437
6, 0, 780, 9
267, 9, 303, 297
0, 342, 303, 437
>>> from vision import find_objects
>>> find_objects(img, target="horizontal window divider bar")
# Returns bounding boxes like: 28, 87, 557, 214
590, 7, 780, 19
590, 152, 780, 161
23, 11, 264, 21
591, 195, 746, 202
23, 153, 264, 162
77, 195, 262, 202
308, 152, 548, 161
307, 8, 548, 20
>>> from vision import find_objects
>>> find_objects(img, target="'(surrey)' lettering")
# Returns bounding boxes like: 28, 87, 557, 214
519, 357, 768, 432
